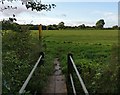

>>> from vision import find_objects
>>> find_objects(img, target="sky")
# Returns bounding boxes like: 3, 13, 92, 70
0, 0, 119, 27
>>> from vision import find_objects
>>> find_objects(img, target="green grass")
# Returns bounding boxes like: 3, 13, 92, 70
31, 29, 118, 94
31, 30, 118, 44
31, 30, 118, 70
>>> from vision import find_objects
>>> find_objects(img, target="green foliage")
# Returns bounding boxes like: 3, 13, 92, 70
2, 29, 33, 93
96, 19, 105, 29
47, 24, 58, 30
78, 24, 85, 29
2, 28, 54, 94
2, 24, 40, 94
1, 0, 56, 12
1, 19, 32, 33
57, 22, 65, 30
112, 25, 118, 30
26, 1, 56, 11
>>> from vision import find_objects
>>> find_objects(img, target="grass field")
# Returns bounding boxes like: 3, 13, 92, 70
31, 29, 118, 93
32, 30, 118, 44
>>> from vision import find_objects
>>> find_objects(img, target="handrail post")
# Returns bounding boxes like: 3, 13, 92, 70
40, 52, 44, 58
67, 53, 73, 78
67, 53, 73, 75
67, 53, 73, 91
39, 52, 44, 65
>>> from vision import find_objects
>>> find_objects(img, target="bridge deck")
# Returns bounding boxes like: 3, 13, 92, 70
42, 58, 67, 94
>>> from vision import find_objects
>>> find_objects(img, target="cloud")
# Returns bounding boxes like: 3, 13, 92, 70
0, 1, 29, 17
55, 14, 67, 18
64, 20, 95, 26
92, 11, 118, 27
92, 11, 117, 21
104, 12, 117, 21
0, 0, 47, 22
42, 0, 118, 2
61, 14, 67, 17
15, 16, 64, 25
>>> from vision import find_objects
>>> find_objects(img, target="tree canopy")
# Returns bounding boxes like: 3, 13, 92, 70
57, 22, 65, 30
1, 0, 56, 12
96, 19, 105, 29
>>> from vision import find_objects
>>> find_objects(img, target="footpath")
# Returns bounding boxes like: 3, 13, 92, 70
42, 58, 67, 95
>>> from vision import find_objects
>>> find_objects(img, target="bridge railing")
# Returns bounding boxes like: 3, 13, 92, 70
19, 52, 44, 94
67, 53, 89, 95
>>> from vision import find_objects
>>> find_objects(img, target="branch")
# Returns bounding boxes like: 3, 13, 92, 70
1, 0, 56, 12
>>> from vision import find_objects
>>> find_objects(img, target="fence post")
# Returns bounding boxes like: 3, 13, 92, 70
67, 53, 73, 93
39, 52, 44, 65
40, 52, 44, 58
68, 53, 73, 74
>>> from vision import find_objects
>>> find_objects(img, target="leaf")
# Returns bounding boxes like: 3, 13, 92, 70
13, 14, 15, 17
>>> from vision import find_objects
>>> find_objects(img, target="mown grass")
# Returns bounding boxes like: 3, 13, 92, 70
31, 29, 118, 94
32, 30, 118, 44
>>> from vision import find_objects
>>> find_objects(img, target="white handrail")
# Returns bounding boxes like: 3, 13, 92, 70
19, 55, 42, 94
70, 56, 89, 95
70, 74, 76, 95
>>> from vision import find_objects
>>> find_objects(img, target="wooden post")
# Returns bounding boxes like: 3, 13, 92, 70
38, 24, 42, 40
38, 24, 42, 52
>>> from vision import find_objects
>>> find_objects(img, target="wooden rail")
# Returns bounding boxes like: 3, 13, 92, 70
19, 52, 44, 94
67, 53, 89, 95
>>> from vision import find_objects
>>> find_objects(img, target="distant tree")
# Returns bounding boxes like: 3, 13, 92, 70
47, 25, 53, 30
96, 19, 105, 29
57, 22, 65, 30
78, 24, 85, 29
112, 25, 118, 30
52, 24, 58, 30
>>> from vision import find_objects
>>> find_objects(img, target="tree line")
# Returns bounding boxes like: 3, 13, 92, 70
1, 19, 119, 31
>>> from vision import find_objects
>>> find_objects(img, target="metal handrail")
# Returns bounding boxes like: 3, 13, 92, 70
70, 74, 76, 95
19, 53, 43, 94
68, 54, 89, 95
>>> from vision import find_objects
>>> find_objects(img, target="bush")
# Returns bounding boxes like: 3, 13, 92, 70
2, 25, 34, 93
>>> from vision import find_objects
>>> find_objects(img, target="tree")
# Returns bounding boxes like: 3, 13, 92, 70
57, 22, 65, 30
112, 25, 118, 30
96, 19, 105, 29
78, 24, 85, 29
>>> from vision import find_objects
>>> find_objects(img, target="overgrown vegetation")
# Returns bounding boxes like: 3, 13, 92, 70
2, 22, 119, 94
2, 24, 53, 94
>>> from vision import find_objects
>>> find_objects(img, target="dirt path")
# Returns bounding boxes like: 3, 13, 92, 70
42, 58, 67, 94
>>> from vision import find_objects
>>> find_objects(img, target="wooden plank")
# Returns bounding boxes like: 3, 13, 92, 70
42, 58, 67, 94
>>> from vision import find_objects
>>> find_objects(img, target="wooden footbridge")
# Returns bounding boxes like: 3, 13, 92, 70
19, 52, 89, 95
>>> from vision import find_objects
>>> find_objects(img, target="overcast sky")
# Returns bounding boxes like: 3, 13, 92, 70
0, 0, 118, 27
